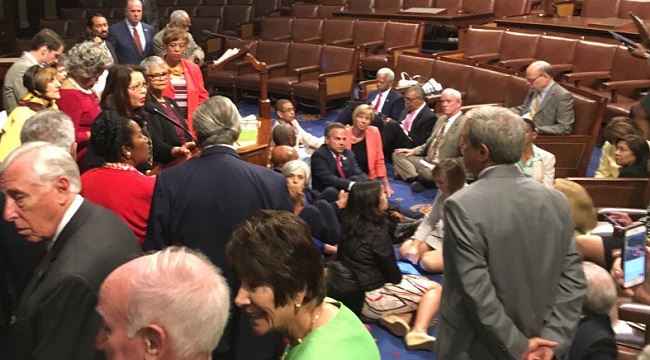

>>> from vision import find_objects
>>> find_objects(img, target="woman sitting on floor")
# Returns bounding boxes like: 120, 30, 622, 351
399, 158, 467, 273
337, 180, 442, 352
227, 210, 380, 360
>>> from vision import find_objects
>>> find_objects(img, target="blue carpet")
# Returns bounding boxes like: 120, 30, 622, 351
236, 100, 600, 359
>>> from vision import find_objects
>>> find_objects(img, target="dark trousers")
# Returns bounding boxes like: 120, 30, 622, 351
380, 120, 414, 160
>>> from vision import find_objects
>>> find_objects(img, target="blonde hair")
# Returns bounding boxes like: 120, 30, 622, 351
553, 179, 597, 233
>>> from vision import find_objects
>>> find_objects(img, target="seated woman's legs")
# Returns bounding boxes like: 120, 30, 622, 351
420, 250, 443, 273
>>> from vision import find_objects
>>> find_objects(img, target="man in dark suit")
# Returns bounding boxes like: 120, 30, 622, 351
145, 96, 293, 360
311, 122, 368, 192
86, 13, 118, 63
335, 67, 405, 125
1, 142, 141, 360
437, 106, 586, 360
380, 85, 437, 160
107, 0, 155, 65
511, 60, 575, 135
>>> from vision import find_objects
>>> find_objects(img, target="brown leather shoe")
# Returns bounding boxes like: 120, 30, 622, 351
379, 315, 410, 337
405, 331, 436, 352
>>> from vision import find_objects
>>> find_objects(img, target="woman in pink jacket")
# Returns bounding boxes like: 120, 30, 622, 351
346, 104, 394, 196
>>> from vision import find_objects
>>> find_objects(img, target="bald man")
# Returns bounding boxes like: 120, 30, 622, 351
270, 145, 299, 172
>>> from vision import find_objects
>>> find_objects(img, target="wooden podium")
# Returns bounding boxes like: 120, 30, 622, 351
236, 117, 272, 166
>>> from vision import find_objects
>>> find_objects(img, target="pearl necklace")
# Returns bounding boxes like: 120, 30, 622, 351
68, 77, 94, 95
296, 305, 324, 344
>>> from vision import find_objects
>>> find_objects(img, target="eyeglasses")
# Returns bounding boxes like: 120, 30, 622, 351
146, 72, 170, 79
128, 83, 148, 91
525, 74, 544, 84
280, 107, 295, 112
404, 96, 419, 102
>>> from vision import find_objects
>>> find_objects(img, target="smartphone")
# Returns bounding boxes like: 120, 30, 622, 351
623, 224, 647, 288
605, 215, 622, 227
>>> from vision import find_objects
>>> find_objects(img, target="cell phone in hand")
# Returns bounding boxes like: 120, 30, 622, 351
605, 215, 622, 227
623, 224, 647, 288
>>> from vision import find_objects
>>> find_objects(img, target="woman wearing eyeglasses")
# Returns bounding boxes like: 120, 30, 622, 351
141, 56, 196, 166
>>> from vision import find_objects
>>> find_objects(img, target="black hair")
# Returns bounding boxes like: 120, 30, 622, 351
90, 110, 136, 163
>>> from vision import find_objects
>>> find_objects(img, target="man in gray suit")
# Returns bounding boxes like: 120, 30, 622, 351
393, 88, 466, 192
511, 60, 575, 135
436, 106, 586, 360
2, 29, 64, 113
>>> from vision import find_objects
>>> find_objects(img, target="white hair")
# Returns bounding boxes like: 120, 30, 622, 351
282, 159, 311, 184
169, 10, 189, 25
1, 141, 81, 194
582, 261, 617, 315
442, 88, 462, 101
126, 247, 230, 358
21, 110, 75, 150
377, 67, 395, 82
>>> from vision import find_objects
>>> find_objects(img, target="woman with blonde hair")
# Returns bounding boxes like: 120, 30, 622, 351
553, 178, 598, 236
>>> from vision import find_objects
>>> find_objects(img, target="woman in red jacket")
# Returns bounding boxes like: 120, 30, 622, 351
345, 104, 394, 196
161, 27, 209, 135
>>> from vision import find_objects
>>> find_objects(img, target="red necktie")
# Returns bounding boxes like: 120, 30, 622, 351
336, 155, 346, 179
133, 27, 143, 55
373, 92, 383, 111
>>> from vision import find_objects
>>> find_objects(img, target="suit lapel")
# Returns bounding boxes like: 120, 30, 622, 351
536, 83, 557, 113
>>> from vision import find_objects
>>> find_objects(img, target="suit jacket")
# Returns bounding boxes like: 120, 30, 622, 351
107, 19, 155, 64
2, 54, 36, 114
145, 96, 189, 164
12, 199, 141, 360
345, 125, 386, 179
311, 146, 369, 192
568, 312, 617, 360
412, 112, 466, 161
512, 82, 575, 135
145, 145, 292, 359
142, 0, 159, 30
162, 58, 209, 134
437, 165, 586, 360
397, 104, 437, 147
105, 41, 118, 64
366, 88, 405, 121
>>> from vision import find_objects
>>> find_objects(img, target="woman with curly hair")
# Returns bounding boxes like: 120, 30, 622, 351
57, 41, 113, 167
337, 180, 442, 352
80, 111, 154, 247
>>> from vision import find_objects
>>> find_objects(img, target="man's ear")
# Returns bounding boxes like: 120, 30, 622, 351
142, 325, 168, 359
53, 176, 71, 204
479, 143, 490, 162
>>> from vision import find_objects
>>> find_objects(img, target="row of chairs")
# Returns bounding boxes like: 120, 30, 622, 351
77, 0, 276, 8
580, 0, 650, 19
205, 40, 359, 117
256, 17, 423, 77
440, 26, 650, 122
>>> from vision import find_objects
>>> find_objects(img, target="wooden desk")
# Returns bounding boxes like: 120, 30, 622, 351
237, 117, 272, 166
494, 15, 645, 44
333, 10, 494, 28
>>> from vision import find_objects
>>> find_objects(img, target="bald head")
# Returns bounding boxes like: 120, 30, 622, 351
271, 145, 299, 172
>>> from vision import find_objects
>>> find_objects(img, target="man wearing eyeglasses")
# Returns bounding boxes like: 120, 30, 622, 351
511, 60, 575, 135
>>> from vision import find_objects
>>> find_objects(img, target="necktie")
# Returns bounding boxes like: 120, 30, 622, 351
529, 93, 542, 120
373, 92, 383, 111
336, 155, 346, 179
426, 116, 451, 163
402, 110, 415, 133
133, 26, 143, 55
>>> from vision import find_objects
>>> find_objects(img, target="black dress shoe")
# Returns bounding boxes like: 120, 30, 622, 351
410, 181, 427, 193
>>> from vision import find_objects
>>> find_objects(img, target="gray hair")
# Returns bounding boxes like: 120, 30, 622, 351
465, 106, 526, 164
193, 96, 242, 146
20, 110, 75, 150
140, 56, 168, 74
582, 261, 617, 315
529, 60, 554, 77
66, 41, 113, 80
126, 247, 230, 358
406, 85, 425, 99
377, 67, 395, 82
442, 88, 462, 101
282, 159, 311, 184
169, 10, 189, 25
1, 142, 81, 194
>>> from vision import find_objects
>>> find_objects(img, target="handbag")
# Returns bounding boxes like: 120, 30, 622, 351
397, 72, 419, 88
413, 76, 443, 95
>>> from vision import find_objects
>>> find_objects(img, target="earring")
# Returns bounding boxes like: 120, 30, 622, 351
126, 151, 132, 157
294, 302, 301, 315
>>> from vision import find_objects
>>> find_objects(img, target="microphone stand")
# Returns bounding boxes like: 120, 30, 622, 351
202, 30, 272, 119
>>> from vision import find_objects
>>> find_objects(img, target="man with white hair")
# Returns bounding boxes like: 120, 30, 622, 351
153, 9, 204, 64
393, 88, 466, 192
96, 247, 230, 360
2, 142, 141, 360
146, 96, 292, 360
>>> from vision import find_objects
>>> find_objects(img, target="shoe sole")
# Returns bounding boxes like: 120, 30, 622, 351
379, 317, 410, 337
406, 338, 436, 352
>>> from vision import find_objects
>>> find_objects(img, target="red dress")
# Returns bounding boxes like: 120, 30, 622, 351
80, 163, 155, 247
57, 89, 101, 167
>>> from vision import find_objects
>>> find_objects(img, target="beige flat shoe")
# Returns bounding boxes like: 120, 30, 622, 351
405, 331, 436, 352
379, 314, 410, 337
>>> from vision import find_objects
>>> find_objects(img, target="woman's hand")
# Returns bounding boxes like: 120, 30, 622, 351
171, 142, 197, 159
336, 190, 349, 209
608, 212, 635, 227
384, 183, 394, 197
394, 148, 415, 156
324, 244, 338, 255
403, 242, 421, 265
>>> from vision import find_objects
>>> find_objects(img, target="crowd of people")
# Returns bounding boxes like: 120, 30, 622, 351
1, 0, 650, 359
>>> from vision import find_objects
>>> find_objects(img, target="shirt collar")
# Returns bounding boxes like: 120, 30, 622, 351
23, 52, 39, 65
49, 195, 84, 251
539, 81, 554, 98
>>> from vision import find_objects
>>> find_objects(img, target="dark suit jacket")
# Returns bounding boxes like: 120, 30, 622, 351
145, 145, 292, 359
311, 146, 368, 192
145, 97, 190, 164
107, 19, 155, 64
105, 41, 118, 64
568, 312, 617, 360
367, 88, 405, 121
397, 105, 437, 147
12, 200, 141, 360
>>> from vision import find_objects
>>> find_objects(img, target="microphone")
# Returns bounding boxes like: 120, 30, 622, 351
202, 30, 249, 48
144, 103, 197, 143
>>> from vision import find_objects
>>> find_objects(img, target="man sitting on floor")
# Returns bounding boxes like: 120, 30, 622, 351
380, 85, 436, 160
393, 88, 466, 192
511, 60, 575, 135
311, 123, 368, 192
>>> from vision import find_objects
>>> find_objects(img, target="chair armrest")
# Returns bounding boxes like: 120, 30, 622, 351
619, 303, 650, 346
358, 79, 378, 100
357, 40, 385, 54
295, 65, 321, 82
302, 36, 324, 42
387, 43, 421, 54
329, 38, 353, 45
563, 71, 611, 87
319, 70, 356, 95
498, 58, 536, 70
602, 79, 650, 92
598, 208, 647, 218
266, 62, 288, 70
551, 63, 573, 74
294, 65, 321, 74
466, 53, 500, 63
